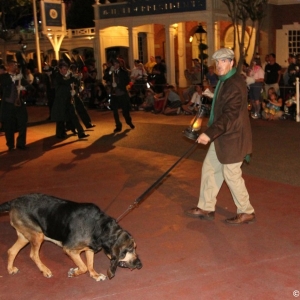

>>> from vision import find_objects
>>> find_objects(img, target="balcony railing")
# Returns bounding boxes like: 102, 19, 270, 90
98, 0, 206, 19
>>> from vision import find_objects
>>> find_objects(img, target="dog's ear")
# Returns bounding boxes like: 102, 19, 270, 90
107, 231, 129, 279
107, 255, 118, 279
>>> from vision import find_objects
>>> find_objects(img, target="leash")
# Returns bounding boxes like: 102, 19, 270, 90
116, 142, 198, 222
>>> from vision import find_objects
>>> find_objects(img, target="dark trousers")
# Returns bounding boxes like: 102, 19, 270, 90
56, 103, 84, 137
2, 103, 28, 148
110, 94, 132, 129
74, 96, 92, 128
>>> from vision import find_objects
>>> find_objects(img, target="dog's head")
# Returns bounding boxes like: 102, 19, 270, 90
107, 231, 142, 279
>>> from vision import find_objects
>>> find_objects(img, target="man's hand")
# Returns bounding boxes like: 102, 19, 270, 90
197, 133, 210, 145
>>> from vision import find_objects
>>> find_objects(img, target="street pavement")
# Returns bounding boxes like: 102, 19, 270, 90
0, 105, 299, 299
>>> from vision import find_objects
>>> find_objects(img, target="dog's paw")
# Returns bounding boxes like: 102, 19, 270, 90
68, 267, 78, 278
8, 266, 19, 275
94, 273, 107, 281
42, 269, 53, 278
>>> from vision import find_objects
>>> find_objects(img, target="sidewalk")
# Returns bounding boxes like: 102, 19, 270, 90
0, 106, 299, 299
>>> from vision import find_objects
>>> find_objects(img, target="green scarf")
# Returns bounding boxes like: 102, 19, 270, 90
207, 67, 237, 127
207, 67, 251, 163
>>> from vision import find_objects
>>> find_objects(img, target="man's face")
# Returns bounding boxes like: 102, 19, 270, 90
215, 58, 233, 76
114, 62, 120, 70
60, 66, 69, 76
7, 62, 17, 74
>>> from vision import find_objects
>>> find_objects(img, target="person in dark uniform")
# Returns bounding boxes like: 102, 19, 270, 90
110, 59, 135, 133
47, 59, 59, 120
51, 61, 89, 139
0, 60, 32, 151
68, 64, 95, 129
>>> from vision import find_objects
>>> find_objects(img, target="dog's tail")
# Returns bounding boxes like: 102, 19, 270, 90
0, 201, 12, 213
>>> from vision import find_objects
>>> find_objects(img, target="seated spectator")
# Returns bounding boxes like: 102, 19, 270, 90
94, 80, 108, 109
139, 88, 155, 111
182, 83, 204, 115
283, 92, 297, 120
153, 85, 182, 115
262, 88, 283, 120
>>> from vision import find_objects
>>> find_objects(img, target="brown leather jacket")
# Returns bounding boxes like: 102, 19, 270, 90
205, 72, 252, 164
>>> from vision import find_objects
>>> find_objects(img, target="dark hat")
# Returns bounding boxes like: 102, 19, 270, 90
112, 58, 120, 64
192, 58, 199, 61
212, 48, 235, 60
58, 61, 69, 68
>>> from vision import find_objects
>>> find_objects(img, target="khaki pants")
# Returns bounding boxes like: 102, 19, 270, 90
197, 143, 254, 214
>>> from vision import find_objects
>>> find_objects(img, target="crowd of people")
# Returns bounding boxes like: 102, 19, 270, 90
0, 50, 299, 151
242, 53, 298, 121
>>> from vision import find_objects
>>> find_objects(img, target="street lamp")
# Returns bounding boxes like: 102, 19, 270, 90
194, 24, 207, 83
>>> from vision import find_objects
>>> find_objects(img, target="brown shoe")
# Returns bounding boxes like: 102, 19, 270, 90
185, 207, 215, 220
225, 213, 255, 225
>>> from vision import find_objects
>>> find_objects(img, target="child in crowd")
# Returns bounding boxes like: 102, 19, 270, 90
139, 88, 155, 111
262, 90, 283, 120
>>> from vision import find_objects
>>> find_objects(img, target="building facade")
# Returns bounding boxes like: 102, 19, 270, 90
0, 0, 299, 87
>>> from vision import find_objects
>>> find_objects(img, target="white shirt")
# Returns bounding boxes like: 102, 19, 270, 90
190, 92, 202, 105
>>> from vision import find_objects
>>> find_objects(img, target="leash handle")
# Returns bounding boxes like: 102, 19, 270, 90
116, 142, 198, 223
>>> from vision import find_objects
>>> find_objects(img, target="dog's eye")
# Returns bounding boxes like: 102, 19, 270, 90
119, 252, 126, 259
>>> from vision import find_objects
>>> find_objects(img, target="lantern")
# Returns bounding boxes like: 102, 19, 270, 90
183, 104, 210, 140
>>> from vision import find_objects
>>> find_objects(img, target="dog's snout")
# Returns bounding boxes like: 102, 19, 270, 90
135, 258, 142, 269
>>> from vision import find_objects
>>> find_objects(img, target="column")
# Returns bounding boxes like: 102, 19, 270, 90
147, 29, 155, 59
204, 20, 213, 66
165, 25, 176, 86
128, 27, 139, 67
99, 29, 106, 80
177, 22, 188, 88
94, 30, 101, 80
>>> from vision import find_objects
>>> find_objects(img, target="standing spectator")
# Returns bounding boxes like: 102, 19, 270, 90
264, 53, 281, 96
183, 60, 202, 103
83, 63, 97, 109
130, 59, 140, 83
110, 59, 135, 132
51, 61, 89, 139
205, 65, 219, 89
25, 67, 34, 84
151, 56, 167, 93
185, 48, 255, 224
0, 60, 32, 150
249, 57, 265, 119
261, 54, 270, 71
144, 56, 156, 75
283, 54, 297, 86
130, 62, 148, 108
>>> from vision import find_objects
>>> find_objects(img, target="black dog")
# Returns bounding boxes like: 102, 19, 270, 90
0, 193, 142, 281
